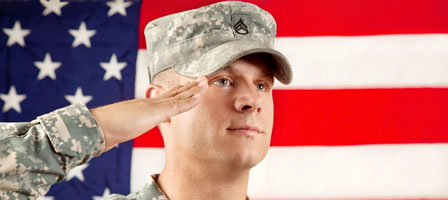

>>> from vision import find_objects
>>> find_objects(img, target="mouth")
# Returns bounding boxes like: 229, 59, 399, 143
227, 125, 262, 137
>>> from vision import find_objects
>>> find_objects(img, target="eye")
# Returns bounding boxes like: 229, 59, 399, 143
212, 77, 232, 87
256, 83, 266, 92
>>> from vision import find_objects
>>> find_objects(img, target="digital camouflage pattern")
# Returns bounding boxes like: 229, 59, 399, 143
0, 104, 171, 200
144, 1, 292, 84
107, 174, 169, 200
0, 104, 105, 200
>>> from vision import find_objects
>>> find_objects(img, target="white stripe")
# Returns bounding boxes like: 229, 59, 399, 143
274, 34, 448, 89
131, 144, 448, 198
136, 34, 448, 97
130, 148, 165, 192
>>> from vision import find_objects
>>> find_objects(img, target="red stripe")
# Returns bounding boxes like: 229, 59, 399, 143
133, 127, 164, 148
138, 0, 448, 49
133, 88, 448, 147
272, 88, 448, 146
256, 199, 448, 200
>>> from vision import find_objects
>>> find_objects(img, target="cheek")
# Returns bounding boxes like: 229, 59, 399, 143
262, 96, 274, 137
200, 88, 231, 113
194, 96, 226, 125
180, 92, 227, 132
169, 106, 212, 151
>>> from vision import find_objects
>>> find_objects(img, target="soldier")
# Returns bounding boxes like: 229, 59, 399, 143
0, 1, 292, 199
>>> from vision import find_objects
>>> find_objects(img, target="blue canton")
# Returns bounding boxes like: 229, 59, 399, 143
0, 0, 141, 199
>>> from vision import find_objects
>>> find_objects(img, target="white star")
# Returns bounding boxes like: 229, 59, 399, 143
37, 196, 54, 200
0, 86, 26, 113
69, 21, 96, 48
34, 53, 62, 80
66, 163, 88, 182
106, 0, 132, 17
93, 188, 111, 200
65, 87, 93, 105
2, 21, 31, 47
40, 0, 69, 16
100, 54, 127, 81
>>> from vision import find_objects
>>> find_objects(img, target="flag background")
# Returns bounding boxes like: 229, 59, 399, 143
1, 0, 448, 199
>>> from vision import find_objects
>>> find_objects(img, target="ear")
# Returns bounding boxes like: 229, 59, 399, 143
145, 84, 165, 98
145, 84, 171, 124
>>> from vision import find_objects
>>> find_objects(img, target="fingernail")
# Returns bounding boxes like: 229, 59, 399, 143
192, 93, 200, 98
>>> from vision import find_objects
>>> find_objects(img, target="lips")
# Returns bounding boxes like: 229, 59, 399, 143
227, 125, 262, 137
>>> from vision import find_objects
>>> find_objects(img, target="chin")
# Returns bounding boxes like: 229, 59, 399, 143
225, 144, 269, 169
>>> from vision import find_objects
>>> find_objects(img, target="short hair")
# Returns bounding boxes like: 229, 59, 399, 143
152, 68, 181, 89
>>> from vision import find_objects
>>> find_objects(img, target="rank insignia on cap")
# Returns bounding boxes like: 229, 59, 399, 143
232, 15, 250, 36
234, 18, 249, 35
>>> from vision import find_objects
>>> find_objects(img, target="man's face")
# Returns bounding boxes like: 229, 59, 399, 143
164, 54, 274, 169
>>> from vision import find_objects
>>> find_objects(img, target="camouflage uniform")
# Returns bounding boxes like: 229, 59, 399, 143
0, 104, 169, 200
0, 104, 103, 199
108, 174, 168, 200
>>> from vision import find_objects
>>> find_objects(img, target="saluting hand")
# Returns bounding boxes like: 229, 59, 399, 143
90, 76, 208, 152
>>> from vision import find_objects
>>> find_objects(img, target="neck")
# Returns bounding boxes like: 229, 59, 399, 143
157, 155, 249, 200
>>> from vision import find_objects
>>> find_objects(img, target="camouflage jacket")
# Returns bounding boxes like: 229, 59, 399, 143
108, 174, 168, 200
0, 104, 169, 200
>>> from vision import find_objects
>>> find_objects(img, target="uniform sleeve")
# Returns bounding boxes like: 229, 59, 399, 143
0, 104, 105, 200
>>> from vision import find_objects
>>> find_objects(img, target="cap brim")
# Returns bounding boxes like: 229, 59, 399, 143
173, 40, 292, 85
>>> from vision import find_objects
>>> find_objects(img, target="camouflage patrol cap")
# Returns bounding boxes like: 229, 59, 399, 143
144, 1, 292, 84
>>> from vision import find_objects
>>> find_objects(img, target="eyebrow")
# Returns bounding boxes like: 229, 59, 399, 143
221, 66, 236, 73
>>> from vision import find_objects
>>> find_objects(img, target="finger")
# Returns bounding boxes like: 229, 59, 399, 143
175, 93, 202, 113
170, 79, 207, 100
163, 90, 203, 118
155, 85, 183, 99
157, 84, 193, 99
157, 76, 207, 99
161, 78, 207, 119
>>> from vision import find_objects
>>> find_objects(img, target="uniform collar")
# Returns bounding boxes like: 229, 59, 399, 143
136, 174, 169, 200
137, 174, 250, 200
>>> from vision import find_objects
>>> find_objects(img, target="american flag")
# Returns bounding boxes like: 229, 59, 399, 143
1, 0, 138, 199
1, 0, 448, 200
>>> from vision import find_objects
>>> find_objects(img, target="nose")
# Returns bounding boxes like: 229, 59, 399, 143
234, 84, 262, 114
